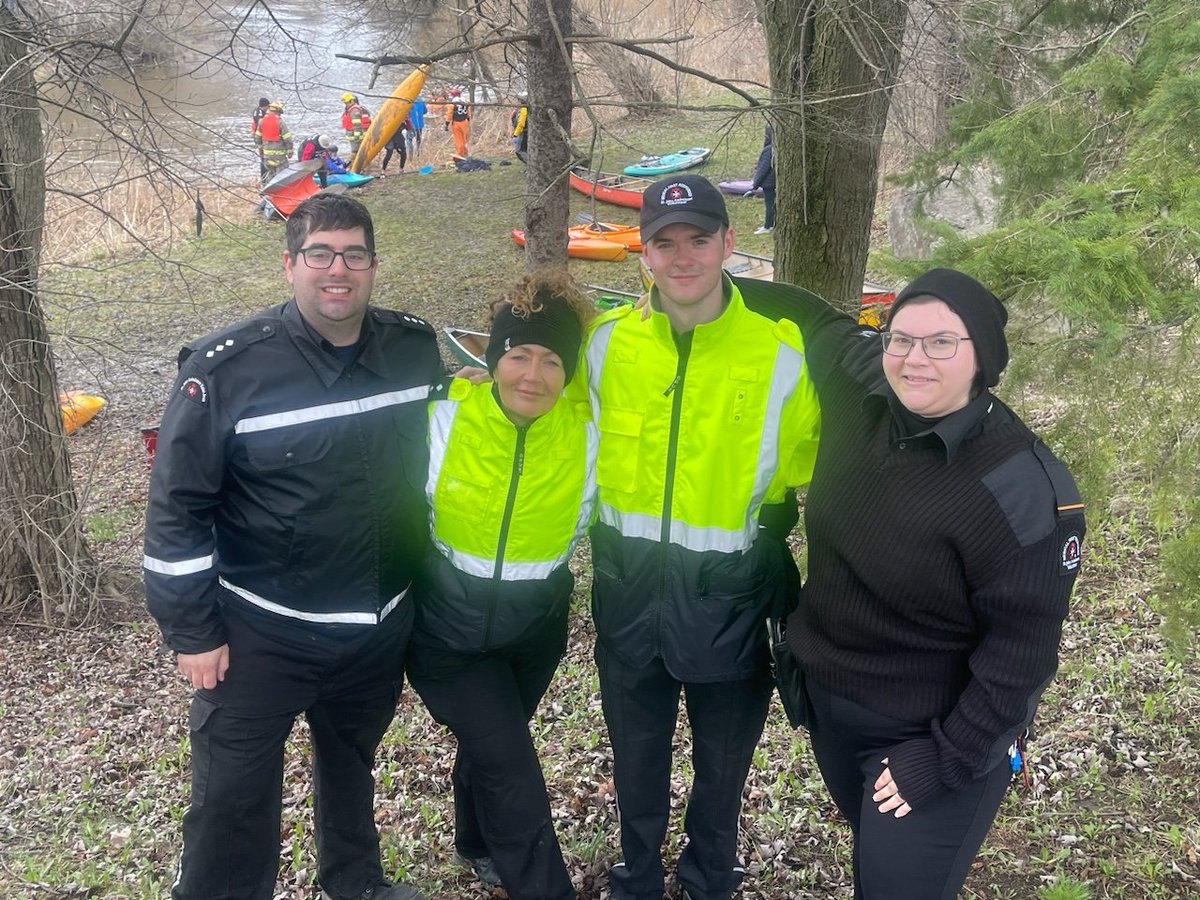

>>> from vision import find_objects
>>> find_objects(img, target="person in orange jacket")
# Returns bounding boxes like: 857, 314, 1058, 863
340, 92, 372, 165
257, 101, 293, 181
444, 87, 471, 158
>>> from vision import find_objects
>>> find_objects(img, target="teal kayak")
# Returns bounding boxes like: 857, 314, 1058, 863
623, 147, 712, 177
313, 171, 375, 187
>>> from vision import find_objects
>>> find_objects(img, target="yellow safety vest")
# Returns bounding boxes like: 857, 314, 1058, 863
427, 378, 597, 580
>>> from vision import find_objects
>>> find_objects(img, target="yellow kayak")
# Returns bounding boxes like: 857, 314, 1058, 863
61, 390, 106, 434
351, 64, 430, 173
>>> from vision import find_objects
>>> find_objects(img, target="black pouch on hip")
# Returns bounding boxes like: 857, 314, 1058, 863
768, 617, 814, 730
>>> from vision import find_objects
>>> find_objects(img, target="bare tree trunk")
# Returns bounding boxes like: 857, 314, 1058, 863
0, 8, 98, 623
523, 0, 574, 270
572, 8, 663, 115
764, 0, 909, 305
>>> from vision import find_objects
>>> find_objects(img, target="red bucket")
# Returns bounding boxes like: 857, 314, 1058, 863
140, 424, 160, 468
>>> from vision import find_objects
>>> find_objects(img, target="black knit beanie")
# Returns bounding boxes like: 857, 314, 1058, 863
485, 295, 583, 382
888, 268, 1009, 388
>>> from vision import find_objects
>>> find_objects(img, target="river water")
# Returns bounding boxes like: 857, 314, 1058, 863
51, 0, 441, 183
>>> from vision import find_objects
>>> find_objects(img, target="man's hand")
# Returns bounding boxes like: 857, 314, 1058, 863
743, 190, 755, 198
452, 365, 490, 384
178, 645, 230, 690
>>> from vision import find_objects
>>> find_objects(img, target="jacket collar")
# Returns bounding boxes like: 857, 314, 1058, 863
283, 300, 385, 387
645, 273, 743, 346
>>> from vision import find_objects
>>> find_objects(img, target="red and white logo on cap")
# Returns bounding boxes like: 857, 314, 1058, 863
661, 182, 695, 207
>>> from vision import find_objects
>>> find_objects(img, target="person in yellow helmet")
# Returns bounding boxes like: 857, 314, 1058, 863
340, 93, 372, 164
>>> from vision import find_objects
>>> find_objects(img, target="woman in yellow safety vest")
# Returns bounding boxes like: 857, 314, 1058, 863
406, 271, 597, 900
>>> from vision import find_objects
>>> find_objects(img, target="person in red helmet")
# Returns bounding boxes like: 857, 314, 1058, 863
443, 87, 471, 158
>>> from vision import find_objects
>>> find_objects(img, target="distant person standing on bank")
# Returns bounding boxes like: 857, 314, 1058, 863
746, 123, 776, 235
381, 118, 410, 176
407, 97, 427, 160
341, 93, 371, 164
511, 93, 529, 162
258, 101, 293, 181
250, 97, 270, 178
444, 88, 471, 158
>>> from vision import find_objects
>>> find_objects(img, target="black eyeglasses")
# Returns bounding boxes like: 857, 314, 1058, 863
294, 247, 375, 270
881, 332, 972, 359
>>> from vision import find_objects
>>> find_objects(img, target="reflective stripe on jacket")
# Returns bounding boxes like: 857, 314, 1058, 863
415, 378, 597, 652
583, 279, 821, 679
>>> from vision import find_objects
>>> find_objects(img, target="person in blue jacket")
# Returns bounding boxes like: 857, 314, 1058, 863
407, 98, 428, 160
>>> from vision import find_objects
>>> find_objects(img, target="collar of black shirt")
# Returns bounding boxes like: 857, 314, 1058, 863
284, 300, 385, 386
865, 386, 995, 462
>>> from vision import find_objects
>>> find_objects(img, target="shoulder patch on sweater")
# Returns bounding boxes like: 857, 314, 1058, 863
981, 450, 1057, 548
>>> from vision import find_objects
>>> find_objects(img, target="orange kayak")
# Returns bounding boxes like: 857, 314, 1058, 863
60, 390, 106, 434
511, 229, 627, 262
569, 222, 642, 252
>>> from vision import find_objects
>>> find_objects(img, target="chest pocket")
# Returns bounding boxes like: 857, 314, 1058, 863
242, 426, 335, 472
436, 474, 493, 528
596, 407, 642, 493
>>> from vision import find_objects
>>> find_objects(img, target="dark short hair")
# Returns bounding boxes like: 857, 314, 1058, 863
286, 194, 376, 256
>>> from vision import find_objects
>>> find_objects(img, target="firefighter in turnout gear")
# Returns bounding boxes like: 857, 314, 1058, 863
257, 101, 293, 181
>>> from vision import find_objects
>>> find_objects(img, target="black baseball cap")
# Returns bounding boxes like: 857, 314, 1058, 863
640, 176, 729, 241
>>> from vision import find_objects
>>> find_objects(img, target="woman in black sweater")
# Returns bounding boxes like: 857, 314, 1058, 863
739, 269, 1086, 899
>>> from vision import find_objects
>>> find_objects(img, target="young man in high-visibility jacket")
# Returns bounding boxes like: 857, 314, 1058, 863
582, 175, 820, 900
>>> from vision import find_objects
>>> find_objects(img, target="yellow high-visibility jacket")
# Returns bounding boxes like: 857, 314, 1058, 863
582, 278, 820, 680
417, 378, 597, 652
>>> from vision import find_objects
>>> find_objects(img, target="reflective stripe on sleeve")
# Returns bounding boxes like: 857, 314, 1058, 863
234, 386, 431, 435
744, 342, 803, 525
143, 553, 215, 576
218, 577, 409, 624
585, 319, 618, 423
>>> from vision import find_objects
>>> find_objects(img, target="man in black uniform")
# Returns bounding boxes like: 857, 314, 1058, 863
144, 194, 441, 900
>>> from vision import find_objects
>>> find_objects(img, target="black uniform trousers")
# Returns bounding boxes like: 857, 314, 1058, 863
596, 642, 774, 900
406, 608, 574, 900
805, 679, 1015, 900
173, 593, 411, 900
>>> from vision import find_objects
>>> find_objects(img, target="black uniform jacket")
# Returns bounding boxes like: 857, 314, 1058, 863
143, 300, 443, 654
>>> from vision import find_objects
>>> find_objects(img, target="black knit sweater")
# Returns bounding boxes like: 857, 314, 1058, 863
736, 278, 1086, 809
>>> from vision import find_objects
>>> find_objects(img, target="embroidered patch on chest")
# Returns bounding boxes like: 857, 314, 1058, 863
1060, 533, 1082, 573
180, 377, 208, 405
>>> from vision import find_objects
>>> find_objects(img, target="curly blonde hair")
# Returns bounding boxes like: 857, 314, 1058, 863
489, 268, 597, 329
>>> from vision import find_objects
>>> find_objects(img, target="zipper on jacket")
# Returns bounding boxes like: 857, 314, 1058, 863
656, 334, 692, 649
486, 425, 527, 649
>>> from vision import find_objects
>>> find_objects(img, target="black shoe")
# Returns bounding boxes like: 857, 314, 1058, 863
320, 879, 425, 900
453, 849, 503, 887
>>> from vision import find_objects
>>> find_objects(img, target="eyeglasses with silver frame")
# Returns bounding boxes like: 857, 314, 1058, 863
294, 247, 375, 270
881, 331, 973, 359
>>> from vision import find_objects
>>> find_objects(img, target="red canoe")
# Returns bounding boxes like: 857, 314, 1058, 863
568, 166, 654, 209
